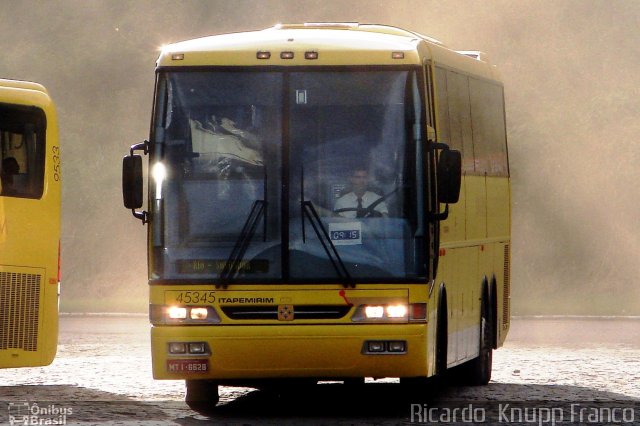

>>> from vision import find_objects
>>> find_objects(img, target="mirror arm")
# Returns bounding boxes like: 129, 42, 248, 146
429, 142, 451, 152
130, 140, 149, 156
429, 204, 449, 222
131, 209, 148, 224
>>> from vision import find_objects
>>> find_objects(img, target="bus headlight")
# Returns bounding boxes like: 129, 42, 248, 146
150, 305, 221, 325
364, 306, 384, 319
386, 304, 408, 318
190, 307, 208, 320
168, 306, 187, 319
352, 304, 409, 322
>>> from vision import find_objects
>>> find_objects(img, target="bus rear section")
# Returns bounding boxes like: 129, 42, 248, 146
0, 79, 61, 368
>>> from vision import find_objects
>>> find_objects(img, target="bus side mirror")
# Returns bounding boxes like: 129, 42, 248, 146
437, 149, 462, 204
122, 155, 143, 209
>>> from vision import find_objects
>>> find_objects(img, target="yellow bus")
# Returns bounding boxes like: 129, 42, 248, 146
0, 79, 61, 368
122, 23, 510, 406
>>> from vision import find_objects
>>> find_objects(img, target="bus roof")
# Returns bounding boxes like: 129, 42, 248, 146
0, 78, 54, 113
157, 23, 500, 81
0, 78, 49, 95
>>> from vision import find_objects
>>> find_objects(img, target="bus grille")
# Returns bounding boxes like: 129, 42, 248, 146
503, 245, 510, 330
0, 272, 41, 351
221, 305, 351, 320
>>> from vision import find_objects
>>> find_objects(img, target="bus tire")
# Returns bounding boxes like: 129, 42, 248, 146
185, 380, 219, 411
435, 286, 448, 376
343, 378, 365, 387
491, 277, 499, 349
468, 294, 493, 385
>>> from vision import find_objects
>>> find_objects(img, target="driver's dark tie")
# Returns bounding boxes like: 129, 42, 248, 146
356, 196, 364, 218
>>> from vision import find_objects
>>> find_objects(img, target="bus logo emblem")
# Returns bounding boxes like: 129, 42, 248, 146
278, 305, 294, 321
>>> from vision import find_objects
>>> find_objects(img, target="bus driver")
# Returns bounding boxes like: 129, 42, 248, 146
333, 168, 388, 218
1, 157, 20, 195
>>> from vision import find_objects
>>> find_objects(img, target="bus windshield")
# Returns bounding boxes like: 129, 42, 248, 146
151, 68, 427, 284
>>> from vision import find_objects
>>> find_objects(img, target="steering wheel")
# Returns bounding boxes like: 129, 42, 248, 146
333, 186, 400, 218
332, 206, 383, 218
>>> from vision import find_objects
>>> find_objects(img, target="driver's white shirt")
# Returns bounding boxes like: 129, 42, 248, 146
334, 191, 388, 218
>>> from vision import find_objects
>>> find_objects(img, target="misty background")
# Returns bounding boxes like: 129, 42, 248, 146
1, 0, 638, 315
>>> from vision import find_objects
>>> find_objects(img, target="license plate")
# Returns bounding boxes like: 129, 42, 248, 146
167, 359, 209, 374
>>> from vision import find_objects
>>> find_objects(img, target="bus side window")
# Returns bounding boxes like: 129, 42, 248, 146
469, 78, 509, 177
444, 70, 474, 174
0, 107, 46, 199
435, 67, 453, 148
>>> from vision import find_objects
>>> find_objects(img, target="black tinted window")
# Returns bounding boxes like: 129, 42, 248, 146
0, 104, 46, 198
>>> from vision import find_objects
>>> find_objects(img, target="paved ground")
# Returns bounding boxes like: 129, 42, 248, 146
1, 315, 639, 425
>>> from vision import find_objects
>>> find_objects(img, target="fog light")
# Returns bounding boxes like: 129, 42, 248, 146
388, 341, 406, 352
168, 342, 186, 354
168, 306, 187, 319
190, 307, 208, 320
189, 342, 206, 354
368, 341, 385, 352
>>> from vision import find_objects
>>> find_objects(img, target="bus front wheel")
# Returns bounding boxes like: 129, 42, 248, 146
185, 380, 219, 411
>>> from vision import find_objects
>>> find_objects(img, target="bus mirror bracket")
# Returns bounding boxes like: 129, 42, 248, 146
123, 140, 149, 224
430, 142, 462, 221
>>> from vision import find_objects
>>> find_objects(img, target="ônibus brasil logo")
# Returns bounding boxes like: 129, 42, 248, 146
8, 402, 72, 425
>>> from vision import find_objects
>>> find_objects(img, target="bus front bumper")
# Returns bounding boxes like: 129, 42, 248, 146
151, 323, 429, 381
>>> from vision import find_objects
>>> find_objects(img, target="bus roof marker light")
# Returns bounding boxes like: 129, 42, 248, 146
280, 51, 294, 59
171, 53, 185, 61
305, 51, 319, 60
257, 51, 271, 59
392, 51, 405, 59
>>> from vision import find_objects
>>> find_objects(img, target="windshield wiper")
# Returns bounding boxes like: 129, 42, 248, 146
302, 200, 354, 288
218, 169, 268, 287
218, 199, 266, 287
